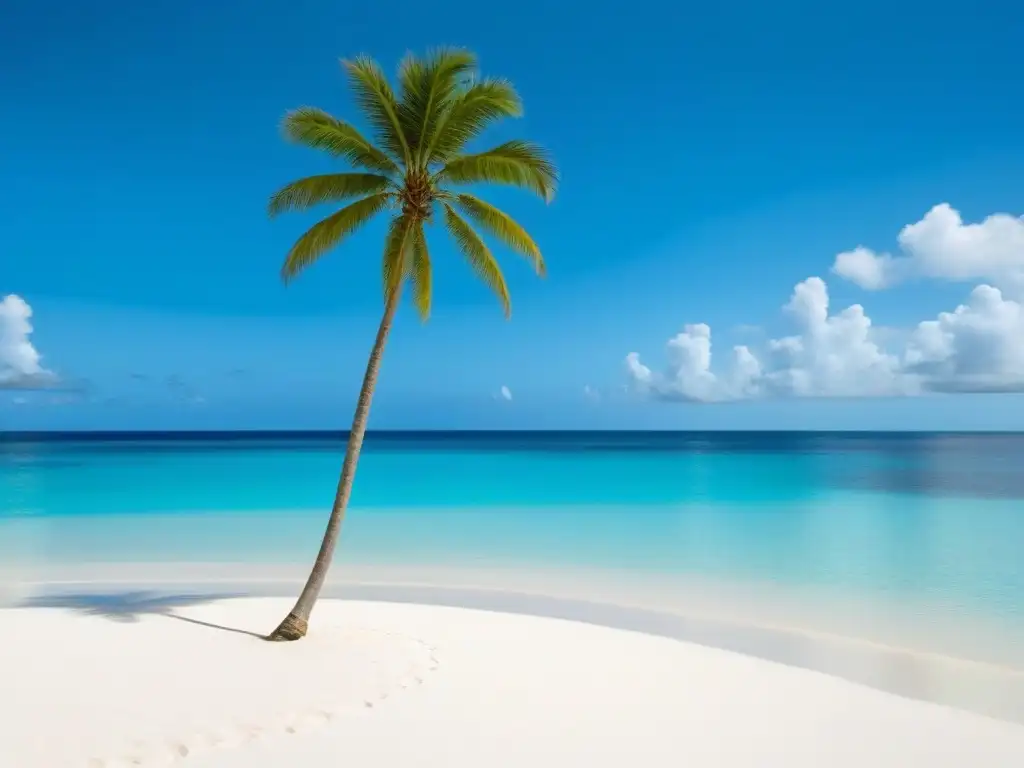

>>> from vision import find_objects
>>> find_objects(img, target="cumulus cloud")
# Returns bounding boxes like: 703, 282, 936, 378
627, 278, 912, 402
625, 323, 763, 402
0, 295, 57, 389
626, 277, 1024, 401
904, 284, 1024, 392
764, 278, 908, 397
831, 247, 895, 290
628, 203, 1024, 401
832, 204, 1024, 292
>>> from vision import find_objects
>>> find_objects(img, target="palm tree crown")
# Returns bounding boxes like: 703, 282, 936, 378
269, 48, 558, 317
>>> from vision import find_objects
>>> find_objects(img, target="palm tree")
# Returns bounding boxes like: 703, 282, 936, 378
265, 49, 558, 641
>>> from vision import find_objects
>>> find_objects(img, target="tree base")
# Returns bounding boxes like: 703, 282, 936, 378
266, 612, 308, 642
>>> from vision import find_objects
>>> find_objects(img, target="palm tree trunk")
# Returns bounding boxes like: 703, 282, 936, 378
267, 287, 402, 641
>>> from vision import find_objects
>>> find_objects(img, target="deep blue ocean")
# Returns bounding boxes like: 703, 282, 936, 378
2, 431, 1023, 625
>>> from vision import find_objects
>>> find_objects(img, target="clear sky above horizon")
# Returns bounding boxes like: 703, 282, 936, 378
3, 0, 1024, 430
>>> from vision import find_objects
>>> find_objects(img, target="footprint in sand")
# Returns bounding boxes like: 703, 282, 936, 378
85, 631, 440, 766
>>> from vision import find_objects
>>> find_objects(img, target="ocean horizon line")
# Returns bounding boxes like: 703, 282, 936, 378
4, 428, 1024, 441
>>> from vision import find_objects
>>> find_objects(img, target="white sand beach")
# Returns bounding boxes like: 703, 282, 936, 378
3, 596, 1024, 767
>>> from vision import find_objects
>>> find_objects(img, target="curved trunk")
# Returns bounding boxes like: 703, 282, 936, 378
267, 287, 402, 641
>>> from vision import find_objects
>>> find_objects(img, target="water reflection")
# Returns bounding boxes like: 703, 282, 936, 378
830, 432, 1024, 499
838, 466, 1024, 499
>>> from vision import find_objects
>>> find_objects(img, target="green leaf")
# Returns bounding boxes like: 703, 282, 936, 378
426, 78, 522, 164
281, 108, 399, 175
406, 222, 432, 320
272, 51, 556, 317
397, 48, 478, 168
342, 56, 411, 166
381, 214, 416, 299
443, 203, 511, 317
438, 140, 558, 202
281, 193, 392, 283
454, 193, 545, 276
268, 173, 392, 217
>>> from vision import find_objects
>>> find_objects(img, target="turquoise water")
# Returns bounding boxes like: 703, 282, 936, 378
2, 431, 1024, 625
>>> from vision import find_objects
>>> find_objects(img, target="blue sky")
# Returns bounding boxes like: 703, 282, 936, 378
3, 0, 1024, 430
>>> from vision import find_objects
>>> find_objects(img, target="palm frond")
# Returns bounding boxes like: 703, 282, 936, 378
443, 203, 511, 317
342, 56, 411, 166
406, 221, 432, 319
453, 193, 545, 276
397, 48, 477, 168
426, 79, 522, 164
281, 108, 399, 175
268, 173, 392, 217
281, 192, 392, 283
381, 213, 416, 299
438, 140, 558, 202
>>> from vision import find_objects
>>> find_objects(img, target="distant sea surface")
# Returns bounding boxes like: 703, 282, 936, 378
3, 430, 1024, 632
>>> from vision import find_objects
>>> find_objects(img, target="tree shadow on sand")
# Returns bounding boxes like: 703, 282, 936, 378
20, 590, 265, 639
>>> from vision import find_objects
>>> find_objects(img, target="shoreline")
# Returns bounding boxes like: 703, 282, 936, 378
9, 559, 1024, 654
4, 596, 1024, 767
9, 563, 1024, 726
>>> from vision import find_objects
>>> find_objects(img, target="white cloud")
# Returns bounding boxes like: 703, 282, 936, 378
625, 323, 763, 402
832, 204, 1024, 293
831, 246, 895, 290
626, 278, 1024, 401
499, 385, 512, 401
0, 295, 56, 389
904, 284, 1024, 392
628, 203, 1024, 401
765, 278, 908, 397
626, 278, 910, 402
583, 384, 600, 402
